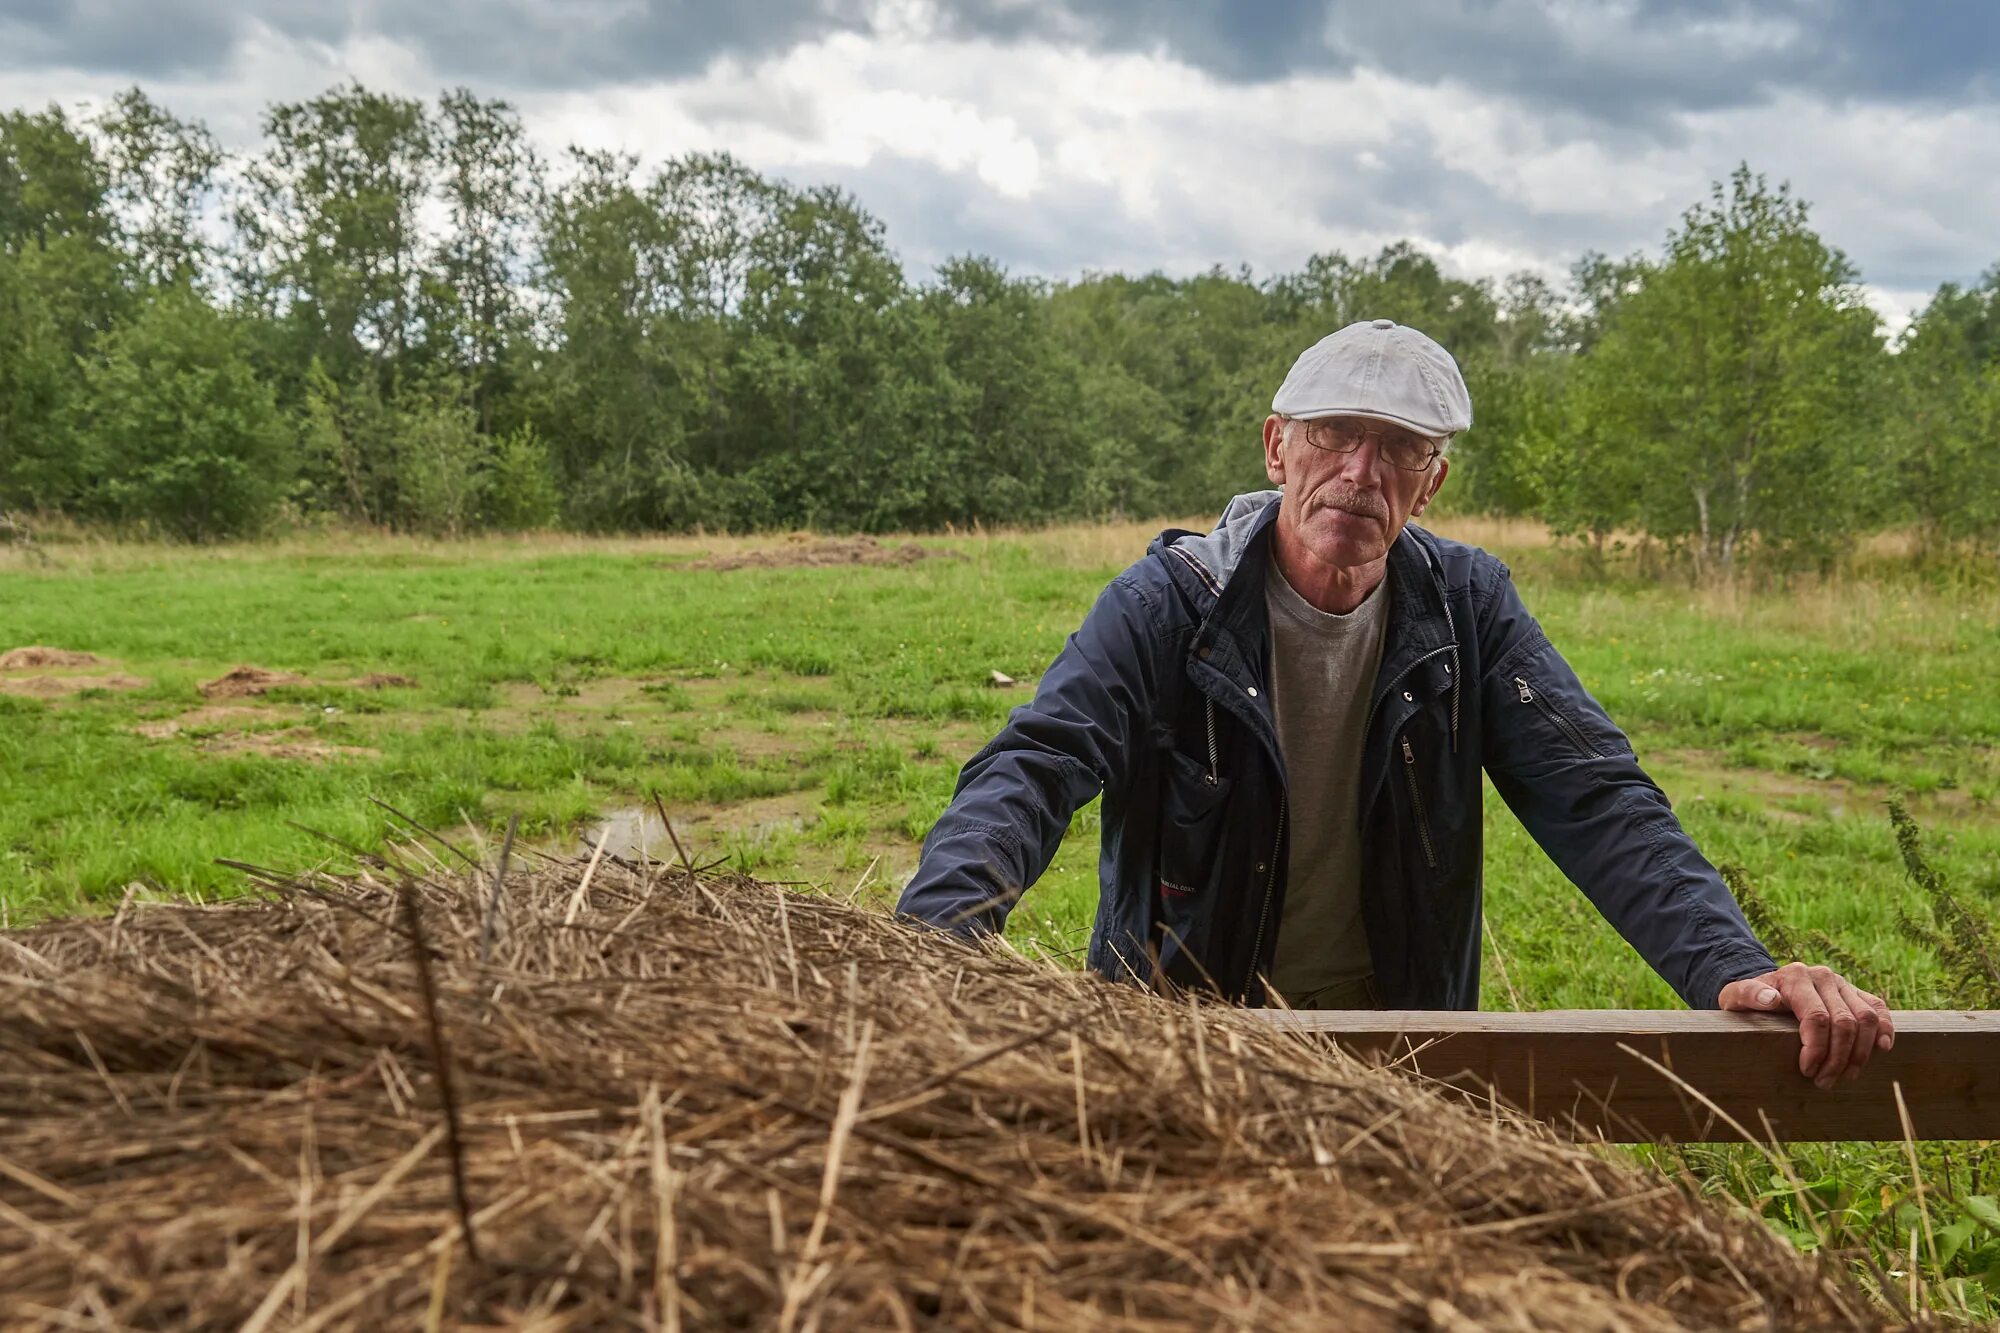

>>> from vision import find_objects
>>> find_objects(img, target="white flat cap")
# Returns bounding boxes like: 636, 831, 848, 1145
1271, 318, 1473, 438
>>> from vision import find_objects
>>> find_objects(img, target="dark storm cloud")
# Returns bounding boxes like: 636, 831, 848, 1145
1312, 0, 2000, 122
0, 0, 254, 79
1024, 0, 2000, 123
0, 0, 865, 81
6, 0, 1992, 119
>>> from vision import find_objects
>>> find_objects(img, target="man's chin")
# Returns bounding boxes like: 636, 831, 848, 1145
1303, 511, 1389, 565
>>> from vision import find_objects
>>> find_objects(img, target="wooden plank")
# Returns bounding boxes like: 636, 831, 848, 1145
1252, 1009, 2000, 1142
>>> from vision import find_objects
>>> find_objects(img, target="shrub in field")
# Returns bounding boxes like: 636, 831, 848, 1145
481, 422, 560, 530
395, 386, 487, 537
68, 285, 292, 540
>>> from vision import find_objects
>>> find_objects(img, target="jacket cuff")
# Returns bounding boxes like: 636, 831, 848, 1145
1692, 947, 1780, 1010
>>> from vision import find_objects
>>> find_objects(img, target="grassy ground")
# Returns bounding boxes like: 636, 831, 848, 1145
5, 516, 2000, 1313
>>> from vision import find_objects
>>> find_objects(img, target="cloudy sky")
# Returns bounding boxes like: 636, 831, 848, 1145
4, 0, 1996, 329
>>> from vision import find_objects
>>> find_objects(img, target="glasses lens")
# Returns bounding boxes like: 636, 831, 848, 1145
1303, 419, 1434, 470
1384, 437, 1428, 470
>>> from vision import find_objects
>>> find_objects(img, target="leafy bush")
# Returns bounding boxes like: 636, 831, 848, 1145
483, 422, 560, 529
395, 388, 486, 537
69, 286, 291, 539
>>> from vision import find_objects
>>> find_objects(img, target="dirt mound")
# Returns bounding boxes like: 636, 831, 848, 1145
686, 535, 962, 572
131, 705, 277, 739
198, 728, 380, 762
197, 664, 309, 698
0, 673, 147, 698
0, 856, 1876, 1329
0, 646, 103, 670
353, 672, 418, 689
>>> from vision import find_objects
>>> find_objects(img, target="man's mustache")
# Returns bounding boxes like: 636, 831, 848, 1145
1311, 488, 1390, 521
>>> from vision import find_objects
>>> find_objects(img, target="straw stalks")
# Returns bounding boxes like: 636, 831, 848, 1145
0, 847, 1884, 1329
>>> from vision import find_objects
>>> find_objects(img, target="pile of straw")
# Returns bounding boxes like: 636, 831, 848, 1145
0, 845, 1878, 1330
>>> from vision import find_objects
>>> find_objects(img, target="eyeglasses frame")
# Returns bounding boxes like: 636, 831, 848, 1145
1280, 414, 1446, 473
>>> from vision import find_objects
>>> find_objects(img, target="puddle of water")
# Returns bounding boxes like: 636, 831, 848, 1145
581, 806, 668, 859
579, 805, 808, 860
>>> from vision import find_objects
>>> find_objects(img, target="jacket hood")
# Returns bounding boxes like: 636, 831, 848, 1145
1152, 489, 1282, 603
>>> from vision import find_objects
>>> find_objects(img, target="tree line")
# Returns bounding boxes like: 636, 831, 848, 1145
2, 84, 1997, 568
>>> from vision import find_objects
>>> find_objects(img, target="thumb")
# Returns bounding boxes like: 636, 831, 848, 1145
1720, 977, 1786, 1010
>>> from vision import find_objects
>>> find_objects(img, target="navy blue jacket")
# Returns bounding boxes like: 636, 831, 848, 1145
896, 491, 1777, 1009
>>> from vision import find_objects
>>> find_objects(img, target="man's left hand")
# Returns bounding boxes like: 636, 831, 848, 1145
1717, 963, 1895, 1090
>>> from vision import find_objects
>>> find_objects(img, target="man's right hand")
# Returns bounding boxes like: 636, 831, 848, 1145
1717, 962, 1895, 1090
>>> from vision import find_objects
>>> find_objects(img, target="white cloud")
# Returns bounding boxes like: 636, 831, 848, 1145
2, 13, 1995, 315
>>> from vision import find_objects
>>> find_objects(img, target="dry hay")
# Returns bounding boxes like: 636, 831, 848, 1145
199, 665, 310, 699
0, 646, 104, 670
0, 854, 1881, 1331
684, 534, 962, 572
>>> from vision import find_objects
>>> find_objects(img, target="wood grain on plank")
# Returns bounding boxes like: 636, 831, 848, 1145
1251, 1009, 2000, 1142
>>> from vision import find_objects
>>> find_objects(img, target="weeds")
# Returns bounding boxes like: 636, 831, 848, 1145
1714, 807, 2000, 1316
1889, 798, 2000, 1008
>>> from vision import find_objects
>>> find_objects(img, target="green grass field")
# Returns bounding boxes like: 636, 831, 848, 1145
5, 517, 2000, 1312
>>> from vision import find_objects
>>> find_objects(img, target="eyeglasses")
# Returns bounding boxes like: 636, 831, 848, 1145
1288, 417, 1443, 472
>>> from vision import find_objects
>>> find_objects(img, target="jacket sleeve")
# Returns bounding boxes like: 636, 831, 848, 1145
1473, 561, 1777, 1008
896, 572, 1161, 938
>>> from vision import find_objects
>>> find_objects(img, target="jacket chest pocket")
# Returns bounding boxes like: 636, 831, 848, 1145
1157, 749, 1233, 899
1389, 709, 1468, 880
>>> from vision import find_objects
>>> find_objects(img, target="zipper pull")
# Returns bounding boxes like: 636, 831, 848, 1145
1401, 736, 1416, 763
1514, 676, 1533, 703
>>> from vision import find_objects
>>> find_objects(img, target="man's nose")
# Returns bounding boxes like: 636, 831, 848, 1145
1332, 436, 1385, 487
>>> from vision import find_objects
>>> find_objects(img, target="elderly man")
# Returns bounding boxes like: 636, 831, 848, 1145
898, 319, 1893, 1088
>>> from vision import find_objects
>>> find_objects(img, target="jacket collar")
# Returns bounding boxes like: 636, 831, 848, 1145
1153, 489, 1279, 608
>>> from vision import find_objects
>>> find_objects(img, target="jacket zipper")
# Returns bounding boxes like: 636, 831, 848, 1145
1246, 792, 1287, 993
1513, 676, 1601, 758
1203, 697, 1219, 785
1400, 736, 1439, 869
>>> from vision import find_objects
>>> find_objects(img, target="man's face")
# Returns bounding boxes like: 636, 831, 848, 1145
1261, 414, 1450, 568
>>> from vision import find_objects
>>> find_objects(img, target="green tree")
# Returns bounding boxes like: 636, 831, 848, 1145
0, 104, 129, 355
1893, 308, 2000, 557
422, 89, 538, 430
0, 105, 127, 511
295, 357, 399, 526
1048, 267, 1292, 518
69, 285, 290, 539
529, 150, 736, 527
1558, 167, 1885, 572
718, 180, 926, 529
1909, 264, 2000, 370
0, 247, 77, 510
236, 83, 434, 396
1441, 272, 1569, 517
1270, 242, 1500, 361
912, 256, 1090, 526
95, 88, 224, 290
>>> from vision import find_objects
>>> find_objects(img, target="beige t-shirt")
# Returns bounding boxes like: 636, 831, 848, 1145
1262, 553, 1390, 1003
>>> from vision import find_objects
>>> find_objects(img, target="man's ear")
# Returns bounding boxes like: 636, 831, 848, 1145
1410, 456, 1450, 518
1262, 415, 1288, 486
